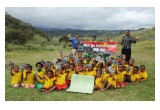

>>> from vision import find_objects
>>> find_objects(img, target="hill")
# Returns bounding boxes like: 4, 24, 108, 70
5, 12, 50, 45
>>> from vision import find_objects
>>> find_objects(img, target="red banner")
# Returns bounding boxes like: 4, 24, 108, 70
81, 41, 117, 54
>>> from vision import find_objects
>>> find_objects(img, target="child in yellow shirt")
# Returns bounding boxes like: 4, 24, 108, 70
66, 63, 76, 86
130, 66, 140, 84
10, 65, 22, 88
101, 67, 117, 91
94, 69, 104, 90
22, 65, 35, 88
35, 62, 46, 89
86, 64, 96, 76
76, 63, 86, 75
40, 70, 57, 93
56, 65, 69, 90
139, 65, 147, 82
126, 58, 135, 82
115, 64, 127, 88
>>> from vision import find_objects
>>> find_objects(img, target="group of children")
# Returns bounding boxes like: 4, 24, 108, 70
10, 52, 148, 93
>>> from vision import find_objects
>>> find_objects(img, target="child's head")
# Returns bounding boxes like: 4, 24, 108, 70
133, 66, 139, 74
63, 63, 70, 69
96, 69, 102, 77
56, 65, 64, 74
78, 52, 82, 58
36, 62, 43, 71
118, 63, 124, 72
47, 70, 54, 78
88, 64, 93, 71
26, 65, 32, 73
98, 62, 103, 69
129, 58, 135, 66
140, 65, 145, 72
121, 59, 127, 65
13, 65, 19, 72
70, 63, 75, 70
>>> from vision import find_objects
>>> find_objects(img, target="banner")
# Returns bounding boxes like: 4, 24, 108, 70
66, 74, 94, 94
81, 41, 117, 54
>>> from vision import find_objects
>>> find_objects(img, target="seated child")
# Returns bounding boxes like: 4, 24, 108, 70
34, 62, 46, 89
139, 65, 147, 82
66, 63, 76, 86
76, 61, 86, 75
10, 65, 22, 88
40, 70, 57, 93
101, 66, 117, 91
115, 63, 127, 88
86, 64, 96, 76
22, 65, 35, 88
126, 58, 135, 82
56, 65, 69, 90
130, 66, 140, 84
94, 69, 104, 90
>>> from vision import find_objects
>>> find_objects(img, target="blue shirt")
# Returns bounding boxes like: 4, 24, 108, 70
69, 38, 80, 49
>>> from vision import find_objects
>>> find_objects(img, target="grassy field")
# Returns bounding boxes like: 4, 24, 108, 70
5, 40, 155, 101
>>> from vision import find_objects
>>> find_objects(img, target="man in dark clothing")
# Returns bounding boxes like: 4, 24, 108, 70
121, 30, 138, 63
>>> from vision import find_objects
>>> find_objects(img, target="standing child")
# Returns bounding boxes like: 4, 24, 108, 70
94, 69, 104, 90
22, 65, 35, 88
10, 65, 22, 88
40, 70, 57, 93
139, 65, 147, 82
130, 66, 140, 84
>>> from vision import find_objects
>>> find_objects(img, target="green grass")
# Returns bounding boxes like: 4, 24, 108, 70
5, 40, 155, 101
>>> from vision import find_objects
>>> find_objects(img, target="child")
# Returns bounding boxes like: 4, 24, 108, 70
139, 65, 147, 82
76, 62, 86, 75
115, 63, 127, 88
22, 65, 35, 88
10, 65, 22, 88
126, 58, 135, 82
56, 65, 69, 90
40, 70, 57, 93
86, 64, 96, 76
94, 69, 104, 90
34, 62, 46, 89
130, 66, 140, 84
101, 66, 117, 91
66, 63, 76, 86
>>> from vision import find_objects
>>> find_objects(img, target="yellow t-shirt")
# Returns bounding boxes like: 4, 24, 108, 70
108, 75, 117, 88
139, 71, 147, 80
131, 73, 140, 82
115, 71, 126, 83
11, 71, 22, 85
103, 71, 109, 82
86, 70, 96, 76
68, 69, 76, 80
95, 77, 103, 89
78, 71, 86, 75
23, 71, 35, 84
56, 73, 67, 85
35, 70, 46, 84
126, 66, 134, 75
43, 76, 56, 89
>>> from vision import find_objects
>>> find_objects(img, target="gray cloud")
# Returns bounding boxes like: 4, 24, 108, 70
5, 7, 155, 30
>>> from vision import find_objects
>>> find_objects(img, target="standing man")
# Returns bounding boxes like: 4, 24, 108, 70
67, 34, 80, 56
121, 30, 138, 63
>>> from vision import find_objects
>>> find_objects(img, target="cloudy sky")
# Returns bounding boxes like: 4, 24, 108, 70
5, 7, 155, 30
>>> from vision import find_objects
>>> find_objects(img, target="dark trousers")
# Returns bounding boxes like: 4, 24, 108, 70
121, 48, 131, 63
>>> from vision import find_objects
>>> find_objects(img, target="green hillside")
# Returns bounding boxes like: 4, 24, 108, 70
5, 12, 50, 46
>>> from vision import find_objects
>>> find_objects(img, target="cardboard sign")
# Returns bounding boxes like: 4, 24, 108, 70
66, 74, 94, 94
